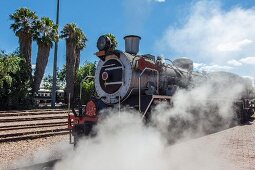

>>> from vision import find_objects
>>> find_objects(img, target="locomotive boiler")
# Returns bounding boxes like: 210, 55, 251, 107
68, 35, 254, 145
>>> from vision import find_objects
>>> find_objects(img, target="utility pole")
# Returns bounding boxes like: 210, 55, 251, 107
51, 0, 60, 108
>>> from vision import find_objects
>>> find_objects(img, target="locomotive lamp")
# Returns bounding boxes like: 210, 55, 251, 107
97, 35, 112, 51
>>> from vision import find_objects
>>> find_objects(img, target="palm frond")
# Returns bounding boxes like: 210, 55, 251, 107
33, 17, 58, 47
10, 8, 38, 36
61, 23, 87, 50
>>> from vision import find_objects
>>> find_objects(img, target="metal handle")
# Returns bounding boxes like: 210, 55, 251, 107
80, 76, 95, 100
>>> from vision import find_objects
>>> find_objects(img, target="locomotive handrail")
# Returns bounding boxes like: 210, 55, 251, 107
139, 68, 159, 113
121, 88, 137, 103
80, 76, 95, 100
164, 58, 186, 76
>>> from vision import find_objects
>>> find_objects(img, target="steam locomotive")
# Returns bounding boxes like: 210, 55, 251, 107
68, 35, 255, 145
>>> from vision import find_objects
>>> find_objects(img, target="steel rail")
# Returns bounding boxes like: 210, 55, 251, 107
0, 131, 68, 143
0, 128, 68, 139
0, 116, 67, 123
0, 111, 69, 117
0, 122, 68, 131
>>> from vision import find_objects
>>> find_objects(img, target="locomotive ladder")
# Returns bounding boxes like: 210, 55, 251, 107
142, 95, 172, 119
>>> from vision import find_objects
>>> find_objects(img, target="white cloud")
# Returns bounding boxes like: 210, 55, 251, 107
227, 59, 242, 66
194, 63, 232, 72
153, 0, 166, 2
217, 39, 253, 52
227, 56, 255, 66
239, 56, 255, 65
147, 0, 166, 2
193, 62, 204, 69
157, 1, 255, 64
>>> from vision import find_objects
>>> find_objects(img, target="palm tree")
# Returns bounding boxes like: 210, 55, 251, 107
61, 23, 87, 102
32, 17, 58, 93
75, 29, 87, 78
10, 8, 38, 76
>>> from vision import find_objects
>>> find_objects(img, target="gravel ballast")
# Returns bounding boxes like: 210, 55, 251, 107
0, 134, 71, 170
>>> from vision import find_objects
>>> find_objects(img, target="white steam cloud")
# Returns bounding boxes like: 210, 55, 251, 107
152, 73, 245, 143
54, 113, 234, 170
54, 74, 245, 170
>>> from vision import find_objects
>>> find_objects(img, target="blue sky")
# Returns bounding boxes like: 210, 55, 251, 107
0, 0, 255, 82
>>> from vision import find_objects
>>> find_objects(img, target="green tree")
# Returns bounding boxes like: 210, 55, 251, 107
76, 62, 96, 104
41, 67, 66, 90
0, 51, 30, 109
10, 8, 38, 77
32, 17, 58, 93
105, 33, 118, 50
60, 23, 87, 102
41, 63, 95, 105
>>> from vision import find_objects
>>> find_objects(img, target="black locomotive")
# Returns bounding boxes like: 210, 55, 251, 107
68, 35, 255, 145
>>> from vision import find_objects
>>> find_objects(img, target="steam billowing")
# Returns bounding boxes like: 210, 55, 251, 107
152, 72, 245, 143
54, 74, 245, 170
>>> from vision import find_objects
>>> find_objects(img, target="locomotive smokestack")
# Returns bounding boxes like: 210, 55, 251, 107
124, 35, 141, 55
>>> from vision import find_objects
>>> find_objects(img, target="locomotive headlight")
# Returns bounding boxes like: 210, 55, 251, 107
97, 35, 111, 51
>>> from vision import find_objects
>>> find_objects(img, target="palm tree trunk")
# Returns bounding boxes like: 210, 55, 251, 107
73, 48, 80, 99
18, 31, 33, 79
65, 40, 76, 103
75, 49, 80, 77
33, 43, 51, 93
74, 48, 80, 86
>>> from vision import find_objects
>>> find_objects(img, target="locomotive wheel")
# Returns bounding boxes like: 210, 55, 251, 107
233, 102, 245, 124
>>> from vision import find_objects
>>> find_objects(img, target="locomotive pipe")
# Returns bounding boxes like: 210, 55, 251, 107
139, 68, 159, 112
124, 35, 141, 54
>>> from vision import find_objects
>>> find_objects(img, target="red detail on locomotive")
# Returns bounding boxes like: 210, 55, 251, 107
102, 72, 109, 81
95, 50, 106, 57
67, 114, 75, 129
136, 57, 160, 72
85, 100, 97, 117
68, 114, 98, 129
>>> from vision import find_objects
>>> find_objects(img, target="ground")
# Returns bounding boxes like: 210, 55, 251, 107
0, 119, 254, 170
0, 135, 70, 170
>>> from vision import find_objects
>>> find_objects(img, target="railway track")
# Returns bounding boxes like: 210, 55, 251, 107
0, 111, 69, 117
0, 109, 65, 113
0, 121, 68, 131
0, 115, 68, 123
0, 109, 70, 143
